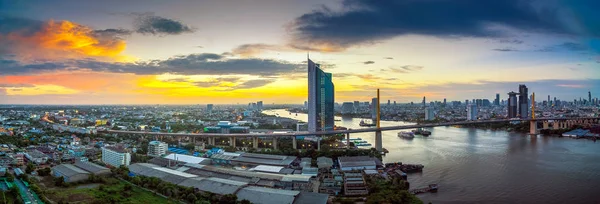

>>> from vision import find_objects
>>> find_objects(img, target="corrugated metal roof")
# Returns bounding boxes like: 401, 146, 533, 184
164, 154, 207, 164
179, 177, 247, 195
73, 161, 109, 174
53, 164, 89, 177
293, 192, 328, 204
236, 186, 299, 204
252, 165, 284, 173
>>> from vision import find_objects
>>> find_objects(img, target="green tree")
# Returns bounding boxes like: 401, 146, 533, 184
240, 199, 252, 204
25, 162, 35, 174
54, 176, 65, 187
219, 194, 238, 204
186, 193, 197, 203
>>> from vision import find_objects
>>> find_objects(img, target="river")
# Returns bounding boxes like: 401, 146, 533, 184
263, 109, 600, 204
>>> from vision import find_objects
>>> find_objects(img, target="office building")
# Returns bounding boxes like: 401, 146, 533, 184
482, 99, 491, 107
589, 91, 592, 105
443, 98, 446, 106
467, 104, 478, 120
308, 58, 335, 132
257, 101, 263, 110
207, 104, 213, 113
387, 100, 390, 106
393, 101, 396, 106
102, 146, 131, 167
494, 93, 500, 106
518, 84, 529, 118
422, 97, 426, 107
425, 107, 435, 121
341, 102, 355, 114
371, 98, 378, 120
508, 92, 518, 118
148, 141, 168, 157
353, 101, 360, 110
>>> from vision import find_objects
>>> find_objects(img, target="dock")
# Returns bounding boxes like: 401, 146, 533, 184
409, 184, 438, 195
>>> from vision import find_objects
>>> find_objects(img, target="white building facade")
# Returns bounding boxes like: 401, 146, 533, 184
147, 141, 168, 157
102, 147, 131, 167
467, 104, 478, 120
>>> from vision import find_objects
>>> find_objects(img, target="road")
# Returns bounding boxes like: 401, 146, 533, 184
14, 179, 39, 204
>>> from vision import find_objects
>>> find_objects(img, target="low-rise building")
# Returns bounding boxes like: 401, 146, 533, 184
73, 160, 111, 176
147, 141, 168, 157
52, 164, 90, 183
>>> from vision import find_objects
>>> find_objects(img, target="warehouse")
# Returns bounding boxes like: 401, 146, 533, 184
52, 164, 90, 183
337, 156, 382, 171
232, 153, 296, 167
73, 161, 111, 176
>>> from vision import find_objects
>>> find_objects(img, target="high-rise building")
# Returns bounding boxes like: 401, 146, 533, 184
207, 104, 213, 113
353, 101, 360, 110
482, 99, 491, 107
304, 101, 308, 109
102, 146, 131, 167
547, 95, 551, 106
371, 97, 378, 120
467, 104, 478, 120
425, 107, 435, 121
257, 101, 263, 110
308, 58, 334, 132
508, 92, 518, 118
443, 98, 447, 106
341, 102, 355, 114
494, 93, 500, 106
518, 84, 529, 118
589, 91, 592, 105
393, 101, 396, 106
387, 100, 391, 106
147, 141, 167, 157
465, 100, 469, 105
422, 97, 426, 107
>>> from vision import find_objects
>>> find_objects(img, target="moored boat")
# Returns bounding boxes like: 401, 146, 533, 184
398, 131, 415, 139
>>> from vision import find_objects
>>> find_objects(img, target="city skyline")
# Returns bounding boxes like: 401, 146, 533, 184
1, 0, 600, 104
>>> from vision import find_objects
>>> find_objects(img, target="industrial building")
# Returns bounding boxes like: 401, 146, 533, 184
337, 156, 382, 171
232, 153, 296, 167
73, 160, 110, 176
128, 163, 328, 204
52, 164, 90, 183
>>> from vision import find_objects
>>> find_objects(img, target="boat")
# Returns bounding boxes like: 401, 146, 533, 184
355, 143, 372, 146
353, 140, 367, 144
359, 120, 376, 127
348, 138, 362, 141
398, 131, 414, 139
412, 128, 431, 136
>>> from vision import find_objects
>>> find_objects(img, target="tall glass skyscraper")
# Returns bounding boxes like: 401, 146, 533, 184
518, 84, 529, 118
508, 92, 518, 118
308, 58, 334, 132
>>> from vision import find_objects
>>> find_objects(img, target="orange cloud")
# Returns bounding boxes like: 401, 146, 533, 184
3, 20, 133, 62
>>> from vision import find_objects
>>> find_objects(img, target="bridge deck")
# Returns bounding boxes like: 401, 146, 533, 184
102, 117, 600, 137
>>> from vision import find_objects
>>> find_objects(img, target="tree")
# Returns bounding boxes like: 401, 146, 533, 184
25, 162, 35, 174
54, 176, 65, 187
37, 167, 51, 176
6, 172, 14, 182
240, 199, 252, 204
186, 193, 197, 203
219, 194, 238, 204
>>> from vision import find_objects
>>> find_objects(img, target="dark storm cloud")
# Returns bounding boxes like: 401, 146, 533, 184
535, 42, 590, 52
492, 48, 519, 52
0, 53, 303, 77
93, 28, 133, 37
363, 61, 375, 65
133, 13, 194, 35
0, 16, 42, 35
497, 39, 524, 44
290, 0, 600, 49
558, 42, 589, 51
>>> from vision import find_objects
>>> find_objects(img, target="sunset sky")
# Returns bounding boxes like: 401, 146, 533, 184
1, 0, 599, 104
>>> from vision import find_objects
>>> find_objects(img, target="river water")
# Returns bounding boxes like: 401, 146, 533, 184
263, 109, 600, 204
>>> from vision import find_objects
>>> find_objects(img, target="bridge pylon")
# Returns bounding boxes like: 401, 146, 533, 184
375, 89, 383, 152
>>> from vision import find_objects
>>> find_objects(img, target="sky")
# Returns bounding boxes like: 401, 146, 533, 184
0, 0, 599, 104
